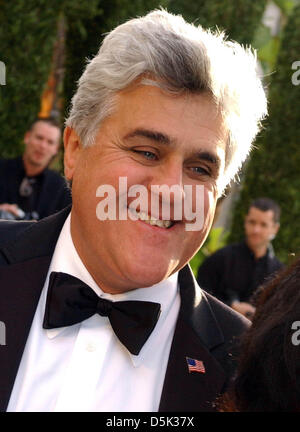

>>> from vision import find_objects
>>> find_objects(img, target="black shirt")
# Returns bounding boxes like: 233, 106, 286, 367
197, 241, 283, 305
0, 156, 72, 219
16, 173, 43, 214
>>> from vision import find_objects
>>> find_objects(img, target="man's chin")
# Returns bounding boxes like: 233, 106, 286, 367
27, 157, 46, 168
247, 238, 267, 250
125, 265, 178, 291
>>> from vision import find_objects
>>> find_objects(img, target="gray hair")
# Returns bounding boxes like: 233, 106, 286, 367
65, 9, 267, 191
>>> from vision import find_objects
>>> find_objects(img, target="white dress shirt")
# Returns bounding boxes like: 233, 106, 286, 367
7, 214, 180, 412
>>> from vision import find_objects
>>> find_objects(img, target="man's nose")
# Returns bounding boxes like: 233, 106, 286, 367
148, 160, 185, 218
252, 224, 261, 233
38, 139, 48, 150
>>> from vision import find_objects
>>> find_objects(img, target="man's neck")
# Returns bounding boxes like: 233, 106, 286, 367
22, 157, 44, 177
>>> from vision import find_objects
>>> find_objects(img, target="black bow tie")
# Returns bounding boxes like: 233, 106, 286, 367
43, 272, 161, 355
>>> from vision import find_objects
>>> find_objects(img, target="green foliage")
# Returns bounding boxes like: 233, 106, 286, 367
0, 0, 100, 159
252, 0, 300, 76
0, 1, 62, 158
274, 0, 298, 15
229, 4, 300, 264
252, 24, 281, 75
167, 0, 267, 45
189, 227, 229, 276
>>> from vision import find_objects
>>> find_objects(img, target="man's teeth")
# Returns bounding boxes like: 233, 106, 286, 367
147, 219, 173, 228
129, 209, 173, 228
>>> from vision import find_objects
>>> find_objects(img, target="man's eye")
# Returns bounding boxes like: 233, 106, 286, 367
134, 150, 157, 160
190, 166, 210, 176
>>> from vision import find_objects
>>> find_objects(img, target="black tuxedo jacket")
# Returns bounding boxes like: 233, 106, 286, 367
0, 206, 249, 412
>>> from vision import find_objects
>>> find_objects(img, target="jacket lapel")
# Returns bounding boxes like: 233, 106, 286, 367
159, 266, 226, 411
0, 207, 70, 411
0, 257, 51, 411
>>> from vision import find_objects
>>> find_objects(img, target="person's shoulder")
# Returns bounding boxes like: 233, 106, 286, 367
273, 257, 284, 270
0, 157, 10, 165
0, 220, 35, 248
0, 156, 19, 169
200, 290, 250, 379
203, 242, 240, 262
268, 246, 285, 270
272, 255, 284, 267
0, 207, 71, 264
44, 168, 66, 183
43, 168, 70, 194
197, 244, 238, 276
204, 290, 250, 335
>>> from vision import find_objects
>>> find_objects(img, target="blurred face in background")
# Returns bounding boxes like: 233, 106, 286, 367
23, 121, 60, 173
244, 206, 279, 252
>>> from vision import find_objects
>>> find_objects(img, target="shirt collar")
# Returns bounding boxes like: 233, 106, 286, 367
45, 212, 180, 366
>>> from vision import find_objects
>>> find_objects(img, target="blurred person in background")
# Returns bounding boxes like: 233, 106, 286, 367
197, 197, 283, 318
0, 118, 71, 221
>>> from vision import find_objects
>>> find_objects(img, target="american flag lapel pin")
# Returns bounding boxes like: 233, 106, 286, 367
186, 357, 206, 374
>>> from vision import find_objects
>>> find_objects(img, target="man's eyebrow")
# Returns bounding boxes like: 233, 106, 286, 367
125, 128, 222, 169
124, 128, 172, 145
195, 151, 221, 168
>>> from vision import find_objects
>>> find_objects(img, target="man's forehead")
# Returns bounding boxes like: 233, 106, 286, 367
31, 121, 61, 140
114, 86, 225, 142
31, 121, 60, 133
246, 207, 275, 221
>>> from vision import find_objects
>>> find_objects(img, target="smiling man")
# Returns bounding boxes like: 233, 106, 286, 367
0, 10, 267, 412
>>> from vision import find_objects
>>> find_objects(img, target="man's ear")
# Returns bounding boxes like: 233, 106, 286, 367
272, 222, 280, 237
63, 127, 82, 181
269, 222, 280, 241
